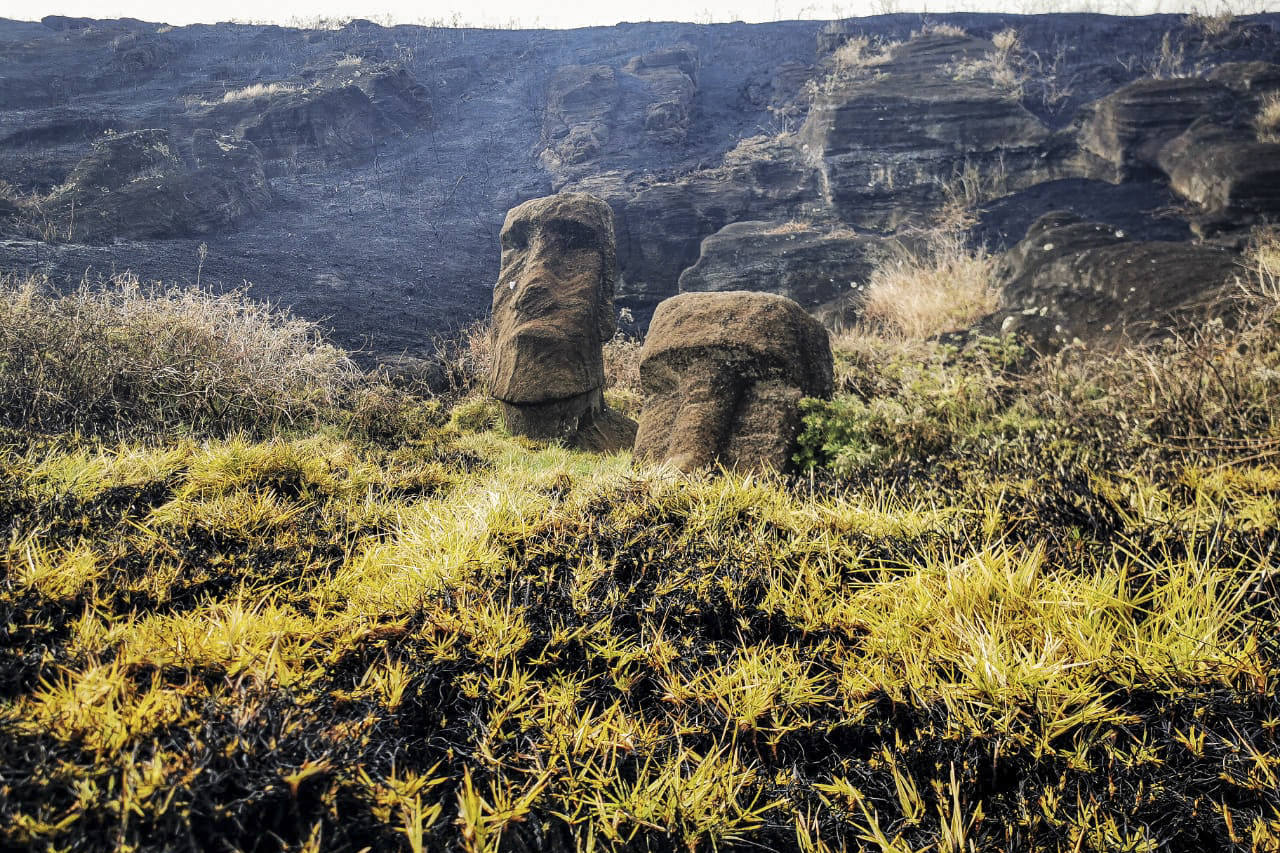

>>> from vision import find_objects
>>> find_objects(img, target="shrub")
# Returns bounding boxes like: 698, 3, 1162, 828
0, 274, 361, 436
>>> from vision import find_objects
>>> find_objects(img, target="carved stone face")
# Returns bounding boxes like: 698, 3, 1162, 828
489, 193, 617, 407
634, 292, 834, 472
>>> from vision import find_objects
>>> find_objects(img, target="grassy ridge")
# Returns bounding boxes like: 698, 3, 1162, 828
2, 239, 1280, 851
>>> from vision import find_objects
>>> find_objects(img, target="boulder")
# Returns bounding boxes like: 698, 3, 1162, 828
634, 291, 833, 473
992, 211, 1244, 347
44, 128, 271, 243
677, 220, 877, 321
109, 31, 175, 73
1075, 77, 1240, 181
1157, 120, 1280, 234
489, 192, 637, 452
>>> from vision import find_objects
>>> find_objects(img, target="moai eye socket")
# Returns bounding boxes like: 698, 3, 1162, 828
502, 219, 531, 252
546, 219, 596, 251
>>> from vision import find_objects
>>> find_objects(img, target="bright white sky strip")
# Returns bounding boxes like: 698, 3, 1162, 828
2, 0, 1275, 28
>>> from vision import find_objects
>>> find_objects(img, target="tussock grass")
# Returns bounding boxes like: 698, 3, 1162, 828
218, 81, 297, 103
950, 28, 1027, 100
1257, 94, 1280, 143
855, 230, 999, 340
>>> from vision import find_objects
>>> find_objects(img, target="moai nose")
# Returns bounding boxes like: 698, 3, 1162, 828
664, 374, 734, 472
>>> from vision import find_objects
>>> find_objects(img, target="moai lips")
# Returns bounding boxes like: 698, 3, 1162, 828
634, 291, 834, 473
489, 192, 637, 452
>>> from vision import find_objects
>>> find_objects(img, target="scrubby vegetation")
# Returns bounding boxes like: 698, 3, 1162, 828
3, 237, 1280, 853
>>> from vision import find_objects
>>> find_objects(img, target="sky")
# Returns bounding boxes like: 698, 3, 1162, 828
0, 0, 1274, 28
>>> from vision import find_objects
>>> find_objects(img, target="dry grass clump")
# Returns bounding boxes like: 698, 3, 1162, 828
218, 81, 297, 103
0, 274, 360, 436
856, 231, 999, 340
429, 316, 495, 399
830, 34, 896, 75
603, 333, 645, 417
761, 219, 814, 236
915, 20, 967, 38
1185, 6, 1235, 39
1256, 94, 1280, 143
950, 27, 1026, 100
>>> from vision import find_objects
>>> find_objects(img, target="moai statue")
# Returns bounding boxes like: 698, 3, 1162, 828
489, 192, 637, 452
634, 291, 833, 472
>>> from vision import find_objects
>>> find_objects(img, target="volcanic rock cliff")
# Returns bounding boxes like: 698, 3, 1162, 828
1, 12, 1277, 358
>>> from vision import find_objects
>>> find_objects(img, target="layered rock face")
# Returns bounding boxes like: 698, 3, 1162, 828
489, 193, 637, 452
677, 220, 877, 323
634, 291, 833, 472
39, 128, 270, 243
991, 211, 1244, 349
540, 46, 698, 185
2, 15, 1279, 356
1075, 78, 1241, 180
202, 64, 432, 163
800, 34, 1054, 231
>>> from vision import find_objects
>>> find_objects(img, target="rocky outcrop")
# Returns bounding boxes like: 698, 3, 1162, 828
624, 46, 698, 145
1157, 120, 1280, 234
489, 193, 637, 452
634, 291, 833, 472
677, 220, 877, 322
540, 46, 698, 185
992, 211, 1244, 348
1075, 77, 1240, 181
800, 33, 1053, 231
203, 64, 431, 162
587, 133, 825, 318
540, 65, 618, 174
1206, 61, 1280, 104
3, 14, 1279, 356
42, 128, 271, 243
109, 31, 175, 73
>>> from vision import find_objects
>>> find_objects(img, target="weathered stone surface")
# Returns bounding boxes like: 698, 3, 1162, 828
3, 14, 1280, 357
991, 211, 1244, 347
205, 64, 430, 162
677, 220, 877, 321
489, 192, 637, 451
635, 291, 833, 472
540, 65, 618, 174
1075, 77, 1240, 180
1206, 61, 1280, 103
800, 33, 1053, 230
1157, 120, 1280, 234
540, 47, 698, 185
595, 134, 825, 319
39, 128, 271, 243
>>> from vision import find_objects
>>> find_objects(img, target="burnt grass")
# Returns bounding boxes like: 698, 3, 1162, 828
2, 438, 1279, 852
